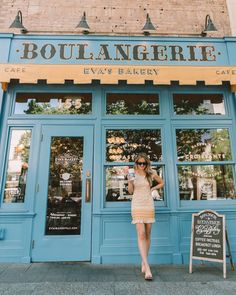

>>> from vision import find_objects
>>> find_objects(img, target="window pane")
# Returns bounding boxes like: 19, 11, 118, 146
45, 137, 83, 235
176, 128, 232, 162
14, 93, 92, 115
178, 165, 236, 200
106, 129, 162, 162
106, 166, 132, 202
106, 165, 164, 202
106, 93, 159, 115
173, 94, 225, 115
3, 129, 32, 203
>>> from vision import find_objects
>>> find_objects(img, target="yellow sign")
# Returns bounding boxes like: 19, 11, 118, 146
1, 64, 236, 89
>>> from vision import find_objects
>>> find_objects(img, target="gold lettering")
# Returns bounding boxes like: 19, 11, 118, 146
4, 67, 26, 73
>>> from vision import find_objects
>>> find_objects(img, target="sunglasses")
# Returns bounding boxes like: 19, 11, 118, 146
136, 162, 147, 166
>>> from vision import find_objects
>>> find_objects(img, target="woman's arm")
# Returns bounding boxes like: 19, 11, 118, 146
128, 179, 134, 194
151, 174, 164, 191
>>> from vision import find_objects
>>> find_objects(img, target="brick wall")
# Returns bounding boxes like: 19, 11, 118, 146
0, 0, 231, 36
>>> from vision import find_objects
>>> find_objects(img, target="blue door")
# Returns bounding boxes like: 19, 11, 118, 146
31, 125, 93, 261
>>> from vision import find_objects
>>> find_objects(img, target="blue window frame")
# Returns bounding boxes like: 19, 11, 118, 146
102, 87, 167, 209
13, 92, 92, 115
170, 87, 236, 208
9, 87, 96, 119
0, 126, 35, 209
103, 88, 162, 118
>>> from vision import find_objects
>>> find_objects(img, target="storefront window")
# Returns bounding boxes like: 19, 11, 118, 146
106, 93, 159, 115
45, 137, 83, 235
173, 93, 225, 115
178, 165, 236, 200
176, 127, 235, 201
3, 129, 32, 203
14, 93, 92, 115
176, 128, 232, 162
106, 129, 162, 162
106, 165, 164, 202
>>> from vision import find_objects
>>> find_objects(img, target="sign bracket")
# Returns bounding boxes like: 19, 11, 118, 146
226, 229, 235, 271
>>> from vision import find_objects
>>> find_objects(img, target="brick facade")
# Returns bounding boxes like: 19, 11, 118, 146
0, 1, 232, 37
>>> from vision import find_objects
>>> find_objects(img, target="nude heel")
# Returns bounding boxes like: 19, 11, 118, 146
141, 262, 145, 273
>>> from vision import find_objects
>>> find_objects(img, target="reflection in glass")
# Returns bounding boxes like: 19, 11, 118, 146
173, 93, 225, 115
178, 165, 236, 200
3, 129, 32, 203
45, 137, 83, 235
106, 93, 159, 115
106, 129, 162, 162
176, 128, 232, 162
14, 93, 92, 115
106, 166, 164, 202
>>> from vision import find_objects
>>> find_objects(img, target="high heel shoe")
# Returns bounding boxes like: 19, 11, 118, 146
144, 272, 153, 281
144, 266, 153, 281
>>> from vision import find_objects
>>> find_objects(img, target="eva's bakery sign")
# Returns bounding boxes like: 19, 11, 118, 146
16, 41, 219, 63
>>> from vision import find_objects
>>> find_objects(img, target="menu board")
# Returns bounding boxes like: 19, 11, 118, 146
189, 210, 227, 278
192, 210, 224, 261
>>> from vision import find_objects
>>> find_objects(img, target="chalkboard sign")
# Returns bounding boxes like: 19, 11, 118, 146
189, 210, 226, 278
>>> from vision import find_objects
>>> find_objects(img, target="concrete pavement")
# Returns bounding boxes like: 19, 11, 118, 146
0, 263, 235, 295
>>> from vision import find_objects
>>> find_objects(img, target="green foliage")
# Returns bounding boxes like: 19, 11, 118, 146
174, 99, 210, 115
24, 99, 91, 115
106, 100, 129, 114
176, 128, 231, 162
18, 130, 32, 164
210, 129, 231, 160
106, 99, 159, 115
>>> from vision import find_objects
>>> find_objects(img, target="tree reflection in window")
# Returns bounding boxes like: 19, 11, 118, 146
3, 129, 32, 203
178, 165, 236, 200
106, 129, 162, 162
14, 93, 92, 115
176, 129, 232, 162
173, 93, 225, 115
106, 93, 159, 115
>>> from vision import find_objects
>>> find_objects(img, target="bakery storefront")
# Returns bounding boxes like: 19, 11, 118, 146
0, 34, 236, 263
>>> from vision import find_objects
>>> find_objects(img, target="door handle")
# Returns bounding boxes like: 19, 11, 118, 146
85, 171, 92, 203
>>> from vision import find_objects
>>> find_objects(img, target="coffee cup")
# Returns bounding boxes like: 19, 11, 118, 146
60, 173, 72, 180
128, 168, 135, 180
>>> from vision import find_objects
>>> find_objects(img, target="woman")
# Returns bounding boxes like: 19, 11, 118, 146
128, 153, 164, 280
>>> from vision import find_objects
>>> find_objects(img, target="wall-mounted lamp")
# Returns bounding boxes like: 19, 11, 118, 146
201, 14, 217, 37
142, 13, 157, 35
76, 12, 90, 34
9, 10, 28, 34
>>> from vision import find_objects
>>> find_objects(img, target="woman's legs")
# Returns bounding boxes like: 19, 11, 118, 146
145, 223, 152, 256
136, 223, 152, 278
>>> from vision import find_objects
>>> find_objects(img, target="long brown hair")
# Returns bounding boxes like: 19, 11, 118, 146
134, 153, 153, 186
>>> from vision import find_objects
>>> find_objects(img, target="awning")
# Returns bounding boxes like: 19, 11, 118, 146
1, 64, 236, 91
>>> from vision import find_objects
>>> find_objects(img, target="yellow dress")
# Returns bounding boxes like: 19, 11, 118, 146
131, 173, 155, 224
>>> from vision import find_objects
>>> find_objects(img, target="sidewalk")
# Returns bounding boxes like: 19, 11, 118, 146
0, 263, 235, 295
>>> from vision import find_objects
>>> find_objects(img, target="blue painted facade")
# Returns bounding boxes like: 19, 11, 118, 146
0, 34, 236, 264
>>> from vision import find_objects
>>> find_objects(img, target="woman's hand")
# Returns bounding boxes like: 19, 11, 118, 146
127, 176, 134, 194
127, 175, 134, 182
